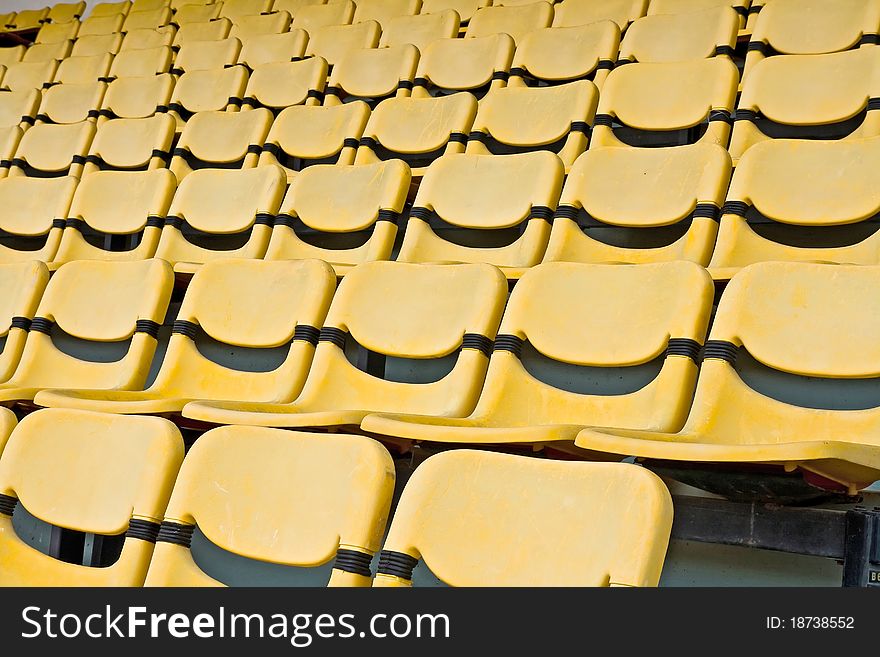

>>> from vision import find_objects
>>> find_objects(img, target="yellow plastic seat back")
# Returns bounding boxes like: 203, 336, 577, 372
397, 151, 564, 271
592, 58, 738, 149
508, 22, 620, 89
173, 17, 231, 46
1, 60, 59, 92
649, 0, 749, 19
0, 46, 25, 67
167, 67, 249, 129
0, 89, 40, 129
729, 49, 880, 162
88, 1, 132, 19
0, 408, 183, 586
230, 11, 292, 39
55, 53, 113, 84
173, 2, 222, 24
108, 45, 173, 78
171, 109, 272, 179
219, 0, 273, 21
544, 143, 731, 266
274, 0, 328, 16
132, 0, 171, 12
98, 73, 174, 120
3, 259, 173, 394
71, 33, 124, 57
0, 261, 50, 383
305, 21, 381, 67
324, 44, 418, 107
353, 0, 421, 32
553, 0, 647, 29
467, 2, 553, 44
380, 10, 460, 51
374, 450, 673, 586
292, 1, 354, 35
22, 40, 73, 63
47, 2, 87, 24
144, 426, 394, 587
0, 177, 76, 265
155, 165, 286, 271
35, 20, 79, 44
82, 114, 175, 172
8, 8, 51, 31
121, 26, 176, 50
421, 0, 489, 24
0, 126, 22, 175
241, 58, 327, 113
36, 81, 107, 124
172, 37, 242, 74
8, 121, 96, 178
619, 7, 739, 63
257, 102, 370, 181
466, 81, 598, 172
78, 14, 125, 37
121, 6, 172, 31
411, 33, 514, 98
265, 161, 411, 271
237, 30, 309, 68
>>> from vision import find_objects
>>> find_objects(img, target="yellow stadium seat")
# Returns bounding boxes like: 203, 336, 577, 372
240, 57, 326, 113
7, 8, 51, 31
122, 7, 172, 31
182, 260, 507, 428
83, 114, 175, 172
0, 14, 15, 30
649, 0, 749, 28
0, 177, 77, 264
372, 451, 673, 587
89, 1, 132, 18
0, 262, 49, 384
467, 2, 553, 44
353, 0, 421, 32
34, 19, 78, 43
237, 29, 309, 68
171, 0, 215, 8
364, 261, 713, 447
172, 18, 230, 45
143, 426, 393, 587
78, 13, 125, 36
305, 21, 381, 68
729, 49, 880, 163
97, 73, 174, 121
49, 169, 176, 266
0, 126, 21, 177
354, 93, 477, 176
0, 408, 183, 585
396, 152, 563, 274
543, 143, 731, 266
591, 58, 738, 148
7, 121, 95, 178
264, 161, 411, 274
618, 7, 739, 63
292, 1, 354, 35
230, 10, 292, 39
0, 46, 25, 67
172, 37, 242, 74
1, 61, 58, 92
35, 81, 106, 124
154, 165, 286, 274
0, 89, 41, 130
0, 258, 172, 406
274, 0, 327, 16
219, 0, 273, 21
324, 44, 418, 107
131, 0, 171, 11
172, 2, 221, 23
465, 81, 598, 172
709, 137, 880, 280
21, 40, 72, 63
380, 10, 460, 51
744, 0, 880, 80
54, 53, 113, 84
170, 108, 273, 179
70, 33, 124, 56
166, 67, 249, 131
37, 259, 336, 415
420, 0, 490, 25
107, 45, 172, 78
411, 33, 514, 98
121, 25, 176, 49
576, 261, 880, 499
508, 22, 620, 89
553, 0, 647, 30
257, 102, 369, 181
47, 2, 87, 24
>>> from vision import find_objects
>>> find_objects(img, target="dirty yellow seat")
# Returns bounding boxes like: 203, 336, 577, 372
577, 261, 880, 498
372, 450, 673, 587
172, 2, 222, 24
591, 58, 738, 149
230, 11, 292, 40
380, 10, 459, 51
618, 7, 739, 63
82, 114, 175, 173
34, 20, 79, 44
420, 0, 489, 25
410, 33, 514, 98
323, 44, 418, 107
0, 177, 77, 264
219, 0, 273, 21
167, 67, 249, 131
292, 1, 354, 35
257, 102, 369, 182
182, 261, 507, 429
121, 6, 172, 31
508, 22, 620, 89
553, 0, 646, 30
0, 259, 172, 406
172, 37, 242, 74
170, 108, 272, 179
22, 40, 73, 63
0, 408, 183, 586
121, 26, 176, 50
305, 21, 381, 68
543, 143, 732, 266
396, 152, 563, 274
265, 161, 411, 275
237, 29, 309, 68
0, 89, 40, 130
743, 0, 880, 81
155, 165, 286, 274
107, 45, 173, 78
78, 14, 125, 37
365, 261, 712, 447
353, 0, 421, 32
466, 2, 553, 44
729, 49, 880, 163
97, 73, 174, 121
55, 53, 113, 84
0, 262, 50, 384
465, 81, 598, 173
7, 121, 95, 178
36, 259, 336, 415
240, 58, 327, 113
172, 17, 230, 46
71, 33, 124, 57
49, 169, 176, 266
143, 426, 393, 587
354, 93, 477, 176
709, 137, 880, 280
35, 81, 107, 124
1, 60, 58, 92
47, 1, 87, 24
